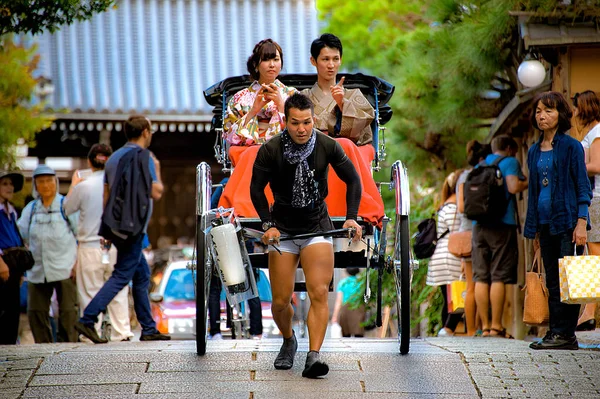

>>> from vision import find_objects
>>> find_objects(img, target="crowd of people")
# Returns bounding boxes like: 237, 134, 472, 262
430, 90, 600, 350
0, 117, 171, 345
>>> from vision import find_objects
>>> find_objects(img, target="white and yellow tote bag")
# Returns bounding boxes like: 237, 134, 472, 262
559, 255, 600, 304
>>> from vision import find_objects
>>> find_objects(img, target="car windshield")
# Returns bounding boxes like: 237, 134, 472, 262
164, 269, 195, 301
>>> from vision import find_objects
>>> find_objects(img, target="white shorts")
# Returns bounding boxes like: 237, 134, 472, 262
269, 236, 333, 255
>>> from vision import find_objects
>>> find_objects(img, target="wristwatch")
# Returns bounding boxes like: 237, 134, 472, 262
262, 221, 274, 231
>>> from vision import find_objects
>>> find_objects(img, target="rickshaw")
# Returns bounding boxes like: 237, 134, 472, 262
193, 73, 413, 356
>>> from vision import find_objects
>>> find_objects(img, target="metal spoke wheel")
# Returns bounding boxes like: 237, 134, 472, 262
195, 163, 212, 356
392, 161, 411, 355
393, 215, 411, 355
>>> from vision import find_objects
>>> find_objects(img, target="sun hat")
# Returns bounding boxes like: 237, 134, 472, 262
32, 164, 56, 178
0, 171, 24, 193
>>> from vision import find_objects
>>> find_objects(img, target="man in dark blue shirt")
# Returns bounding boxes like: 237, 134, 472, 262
75, 115, 170, 343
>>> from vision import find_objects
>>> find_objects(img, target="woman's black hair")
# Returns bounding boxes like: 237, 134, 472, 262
466, 140, 492, 166
88, 143, 113, 170
246, 39, 283, 81
530, 91, 573, 133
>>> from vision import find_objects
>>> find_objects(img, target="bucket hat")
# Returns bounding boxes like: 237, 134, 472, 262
32, 164, 56, 178
0, 171, 25, 193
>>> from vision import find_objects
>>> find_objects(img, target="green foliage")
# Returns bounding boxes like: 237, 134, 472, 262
0, 37, 53, 169
0, 0, 116, 36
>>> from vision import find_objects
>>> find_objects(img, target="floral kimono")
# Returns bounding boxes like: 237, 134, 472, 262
224, 80, 296, 146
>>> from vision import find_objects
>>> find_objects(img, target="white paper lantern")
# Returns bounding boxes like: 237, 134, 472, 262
517, 59, 546, 88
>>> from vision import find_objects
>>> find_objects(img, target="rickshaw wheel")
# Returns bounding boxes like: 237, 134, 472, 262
393, 214, 411, 355
195, 217, 210, 355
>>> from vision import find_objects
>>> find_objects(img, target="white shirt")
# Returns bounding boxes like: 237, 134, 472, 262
63, 170, 105, 245
581, 123, 600, 197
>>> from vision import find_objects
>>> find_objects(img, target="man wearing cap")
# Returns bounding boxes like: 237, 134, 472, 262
0, 170, 26, 344
64, 144, 134, 342
75, 115, 170, 343
17, 165, 79, 343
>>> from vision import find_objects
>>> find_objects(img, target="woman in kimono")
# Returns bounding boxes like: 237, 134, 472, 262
301, 33, 375, 146
224, 39, 297, 146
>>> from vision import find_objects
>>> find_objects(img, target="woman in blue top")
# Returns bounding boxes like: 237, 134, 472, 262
0, 170, 25, 344
524, 91, 592, 350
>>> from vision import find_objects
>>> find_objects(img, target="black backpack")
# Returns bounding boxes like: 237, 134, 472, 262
463, 156, 508, 224
413, 217, 449, 260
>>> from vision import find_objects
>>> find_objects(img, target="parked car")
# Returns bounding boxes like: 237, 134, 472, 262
150, 260, 278, 339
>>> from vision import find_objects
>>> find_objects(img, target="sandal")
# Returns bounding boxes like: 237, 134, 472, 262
490, 328, 514, 339
481, 329, 491, 337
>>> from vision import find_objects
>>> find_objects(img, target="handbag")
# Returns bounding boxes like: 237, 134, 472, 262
448, 231, 472, 258
559, 253, 600, 304
522, 249, 550, 325
2, 247, 35, 274
2, 211, 35, 274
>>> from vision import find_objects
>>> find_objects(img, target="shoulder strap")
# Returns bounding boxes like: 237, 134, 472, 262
28, 199, 37, 236
491, 155, 508, 167
60, 196, 76, 237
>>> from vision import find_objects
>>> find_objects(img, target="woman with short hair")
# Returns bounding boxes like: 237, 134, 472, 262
524, 91, 592, 350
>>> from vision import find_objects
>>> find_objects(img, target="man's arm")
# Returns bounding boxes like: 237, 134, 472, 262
103, 183, 109, 208
504, 158, 528, 194
63, 171, 83, 216
150, 152, 164, 200
506, 175, 528, 194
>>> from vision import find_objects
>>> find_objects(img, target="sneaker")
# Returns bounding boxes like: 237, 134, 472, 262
529, 332, 578, 350
208, 333, 223, 340
75, 321, 108, 344
302, 350, 329, 378
140, 332, 171, 341
274, 331, 297, 370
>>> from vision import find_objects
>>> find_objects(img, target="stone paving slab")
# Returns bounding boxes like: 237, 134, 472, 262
3, 336, 600, 398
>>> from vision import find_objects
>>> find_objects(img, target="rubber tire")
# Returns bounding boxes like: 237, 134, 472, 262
393, 215, 411, 355
195, 215, 210, 355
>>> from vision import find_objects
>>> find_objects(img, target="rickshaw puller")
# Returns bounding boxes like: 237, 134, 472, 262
250, 93, 362, 378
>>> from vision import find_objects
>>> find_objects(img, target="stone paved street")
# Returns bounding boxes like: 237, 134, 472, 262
1, 336, 600, 398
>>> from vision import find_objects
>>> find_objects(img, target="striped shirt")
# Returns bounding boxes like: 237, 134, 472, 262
426, 202, 462, 286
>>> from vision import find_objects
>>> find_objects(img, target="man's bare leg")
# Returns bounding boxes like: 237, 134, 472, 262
268, 251, 299, 369
300, 243, 334, 378
475, 282, 490, 336
490, 281, 506, 336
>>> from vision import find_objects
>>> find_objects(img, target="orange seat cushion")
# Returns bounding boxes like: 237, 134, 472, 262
219, 139, 384, 225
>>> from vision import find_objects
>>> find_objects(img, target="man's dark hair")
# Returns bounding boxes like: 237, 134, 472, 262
346, 267, 360, 276
530, 91, 573, 132
247, 39, 284, 81
310, 33, 343, 60
124, 115, 150, 140
574, 90, 600, 127
88, 143, 113, 170
491, 135, 518, 153
284, 93, 314, 119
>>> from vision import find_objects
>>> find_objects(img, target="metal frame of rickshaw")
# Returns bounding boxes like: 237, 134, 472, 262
193, 73, 413, 356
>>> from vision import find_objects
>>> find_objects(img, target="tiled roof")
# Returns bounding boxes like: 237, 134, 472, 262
29, 0, 319, 118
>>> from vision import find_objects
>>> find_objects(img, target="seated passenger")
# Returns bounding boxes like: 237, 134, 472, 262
301, 33, 375, 146
224, 39, 297, 146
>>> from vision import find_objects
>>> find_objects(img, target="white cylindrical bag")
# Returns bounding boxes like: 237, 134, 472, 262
210, 223, 246, 286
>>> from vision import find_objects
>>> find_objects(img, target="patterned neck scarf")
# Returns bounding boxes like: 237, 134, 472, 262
282, 130, 319, 208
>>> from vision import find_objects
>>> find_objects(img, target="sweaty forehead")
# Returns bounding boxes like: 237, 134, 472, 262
289, 109, 313, 120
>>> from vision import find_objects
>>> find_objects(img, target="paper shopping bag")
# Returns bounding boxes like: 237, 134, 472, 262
559, 255, 600, 304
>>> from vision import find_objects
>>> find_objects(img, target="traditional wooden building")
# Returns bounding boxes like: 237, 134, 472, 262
23, 0, 320, 247
490, 12, 600, 339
